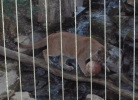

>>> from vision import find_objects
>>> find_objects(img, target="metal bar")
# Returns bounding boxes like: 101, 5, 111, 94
59, 0, 64, 100
30, 0, 37, 99
74, 0, 78, 100
44, 0, 51, 100
133, 0, 136, 100
89, 0, 93, 100
119, 0, 121, 100
1, 0, 9, 100
104, 0, 107, 100
15, 0, 23, 99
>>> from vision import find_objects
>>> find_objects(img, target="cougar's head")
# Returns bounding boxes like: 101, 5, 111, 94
92, 40, 110, 72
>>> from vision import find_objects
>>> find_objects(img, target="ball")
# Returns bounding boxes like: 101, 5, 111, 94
86, 61, 101, 76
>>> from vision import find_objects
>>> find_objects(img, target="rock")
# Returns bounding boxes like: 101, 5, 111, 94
14, 35, 30, 44
4, 17, 16, 39
83, 0, 104, 10
106, 0, 119, 16
127, 0, 134, 6
122, 52, 132, 72
91, 13, 115, 40
126, 0, 138, 10
68, 13, 116, 41
121, 17, 138, 41
67, 15, 90, 36
106, 0, 137, 16
39, 0, 84, 31
38, 0, 74, 25
106, 44, 121, 73
14, 35, 31, 52
8, 21, 16, 39
11, 92, 34, 100
14, 32, 43, 53
77, 20, 89, 36
127, 42, 138, 49
110, 16, 138, 45
0, 60, 19, 100
122, 0, 134, 15
0, 60, 18, 99
86, 94, 104, 100
0, 60, 18, 72
76, 0, 83, 6
76, 7, 85, 16
7, 61, 18, 71
110, 15, 129, 28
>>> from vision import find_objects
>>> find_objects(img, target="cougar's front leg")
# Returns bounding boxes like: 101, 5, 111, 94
78, 58, 88, 76
43, 49, 52, 64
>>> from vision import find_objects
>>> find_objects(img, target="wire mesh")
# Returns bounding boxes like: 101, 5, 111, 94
119, 0, 122, 100
89, 0, 93, 100
133, 0, 136, 100
104, 0, 107, 100
15, 0, 23, 99
44, 0, 51, 100
0, 0, 137, 100
74, 0, 79, 100
59, 0, 65, 100
1, 0, 9, 100
30, 0, 37, 99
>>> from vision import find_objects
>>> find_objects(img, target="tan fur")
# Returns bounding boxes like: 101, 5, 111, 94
20, 32, 105, 76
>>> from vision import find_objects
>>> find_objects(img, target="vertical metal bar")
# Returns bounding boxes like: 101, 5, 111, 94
104, 0, 107, 100
30, 0, 37, 99
59, 0, 64, 100
44, 0, 51, 100
133, 0, 136, 100
119, 0, 121, 100
15, 0, 23, 99
89, 0, 92, 100
74, 0, 78, 99
1, 0, 9, 100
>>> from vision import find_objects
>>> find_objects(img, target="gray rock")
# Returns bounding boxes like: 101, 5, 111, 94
38, 0, 74, 25
121, 17, 138, 41
11, 92, 34, 100
106, 44, 121, 73
14, 32, 43, 53
0, 61, 18, 99
0, 70, 18, 98
86, 94, 104, 100
91, 14, 115, 40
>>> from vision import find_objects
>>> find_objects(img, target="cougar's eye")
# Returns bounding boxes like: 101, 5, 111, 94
97, 50, 102, 55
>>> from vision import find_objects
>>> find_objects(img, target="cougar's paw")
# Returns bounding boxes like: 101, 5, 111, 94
64, 64, 74, 71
